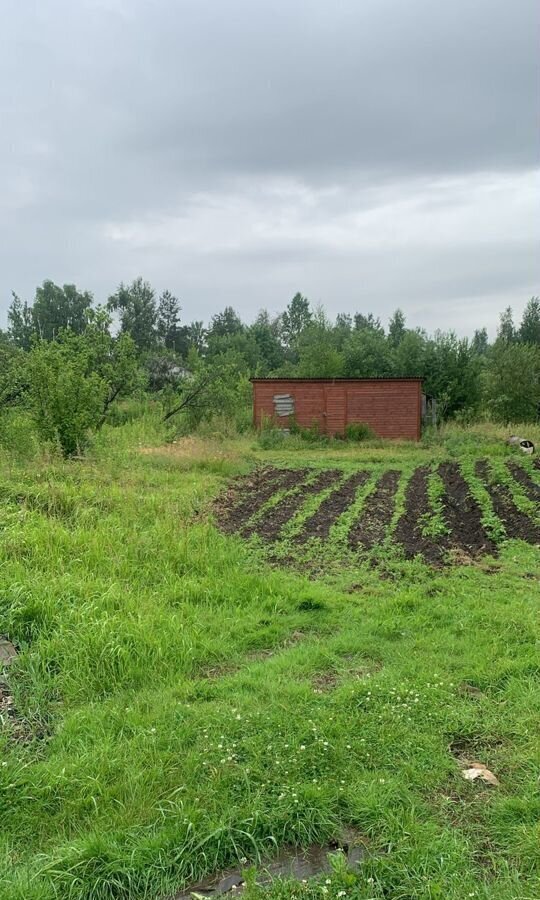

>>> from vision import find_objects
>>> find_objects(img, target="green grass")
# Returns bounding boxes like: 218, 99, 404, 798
0, 422, 539, 899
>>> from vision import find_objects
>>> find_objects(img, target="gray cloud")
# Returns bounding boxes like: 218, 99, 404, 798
1, 0, 538, 334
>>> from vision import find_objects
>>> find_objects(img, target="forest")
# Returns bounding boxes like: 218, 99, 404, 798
1, 278, 540, 455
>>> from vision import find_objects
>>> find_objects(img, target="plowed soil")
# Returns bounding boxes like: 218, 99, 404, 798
215, 467, 305, 534
507, 462, 540, 504
438, 462, 496, 558
296, 471, 370, 543
349, 470, 401, 551
394, 467, 450, 565
475, 461, 540, 544
249, 469, 343, 542
214, 460, 540, 567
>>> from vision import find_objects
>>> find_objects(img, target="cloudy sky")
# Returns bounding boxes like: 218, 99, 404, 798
1, 0, 538, 335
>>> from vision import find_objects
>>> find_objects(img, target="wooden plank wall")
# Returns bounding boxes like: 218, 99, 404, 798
253, 379, 422, 440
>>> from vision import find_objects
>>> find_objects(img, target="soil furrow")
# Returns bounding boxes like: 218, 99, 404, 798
348, 470, 400, 551
394, 466, 449, 565
215, 467, 305, 534
507, 462, 540, 505
475, 460, 540, 544
296, 471, 370, 544
438, 462, 496, 558
250, 469, 343, 542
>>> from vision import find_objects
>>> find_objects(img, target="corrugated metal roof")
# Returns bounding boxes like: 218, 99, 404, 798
250, 376, 423, 383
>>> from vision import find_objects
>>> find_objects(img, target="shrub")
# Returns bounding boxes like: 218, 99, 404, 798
257, 415, 287, 449
345, 421, 374, 441
289, 418, 328, 443
483, 342, 540, 424
27, 339, 107, 456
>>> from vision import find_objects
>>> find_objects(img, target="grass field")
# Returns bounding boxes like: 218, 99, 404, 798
0, 419, 539, 900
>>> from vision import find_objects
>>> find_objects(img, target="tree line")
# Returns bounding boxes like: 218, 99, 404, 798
1, 278, 539, 454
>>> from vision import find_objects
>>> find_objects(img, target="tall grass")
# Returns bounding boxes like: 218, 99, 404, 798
0, 418, 539, 899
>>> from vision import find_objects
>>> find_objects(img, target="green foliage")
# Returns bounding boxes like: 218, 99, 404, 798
7, 293, 33, 350
342, 328, 393, 377
497, 306, 516, 344
280, 293, 312, 356
249, 310, 285, 373
0, 429, 539, 899
472, 327, 489, 356
392, 329, 427, 376
107, 277, 157, 351
484, 341, 540, 423
0, 410, 39, 460
19, 327, 142, 456
423, 332, 482, 418
3, 274, 540, 442
388, 308, 406, 347
26, 337, 107, 455
156, 290, 190, 356
296, 311, 344, 378
344, 422, 374, 441
290, 418, 328, 443
519, 297, 540, 345
208, 306, 244, 338
8, 282, 93, 346
165, 351, 252, 434
0, 344, 29, 407
257, 418, 289, 449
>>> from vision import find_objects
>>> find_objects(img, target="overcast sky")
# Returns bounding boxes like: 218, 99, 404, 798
1, 0, 538, 336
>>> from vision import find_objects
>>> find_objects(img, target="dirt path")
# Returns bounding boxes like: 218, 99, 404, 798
475, 460, 540, 544
438, 462, 496, 558
348, 470, 401, 551
296, 470, 370, 543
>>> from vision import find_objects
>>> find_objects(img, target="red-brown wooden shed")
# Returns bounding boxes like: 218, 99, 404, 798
252, 377, 423, 441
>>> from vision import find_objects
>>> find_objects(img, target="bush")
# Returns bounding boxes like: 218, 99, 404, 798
257, 427, 288, 449
256, 415, 287, 449
483, 342, 540, 423
345, 421, 374, 441
289, 418, 329, 443
27, 340, 107, 456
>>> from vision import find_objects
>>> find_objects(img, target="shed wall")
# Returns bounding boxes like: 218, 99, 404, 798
252, 379, 421, 440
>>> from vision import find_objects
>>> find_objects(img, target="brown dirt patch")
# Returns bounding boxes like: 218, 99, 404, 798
449, 734, 504, 762
507, 461, 540, 504
199, 631, 308, 679
215, 467, 304, 534
296, 471, 370, 543
173, 830, 368, 900
394, 467, 450, 565
349, 470, 401, 552
139, 436, 241, 463
250, 470, 343, 542
311, 671, 340, 692
459, 683, 484, 698
312, 656, 381, 692
248, 630, 307, 660
475, 461, 540, 544
438, 462, 496, 558
0, 681, 35, 743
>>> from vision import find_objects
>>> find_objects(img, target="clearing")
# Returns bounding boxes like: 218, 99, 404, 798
0, 423, 539, 900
